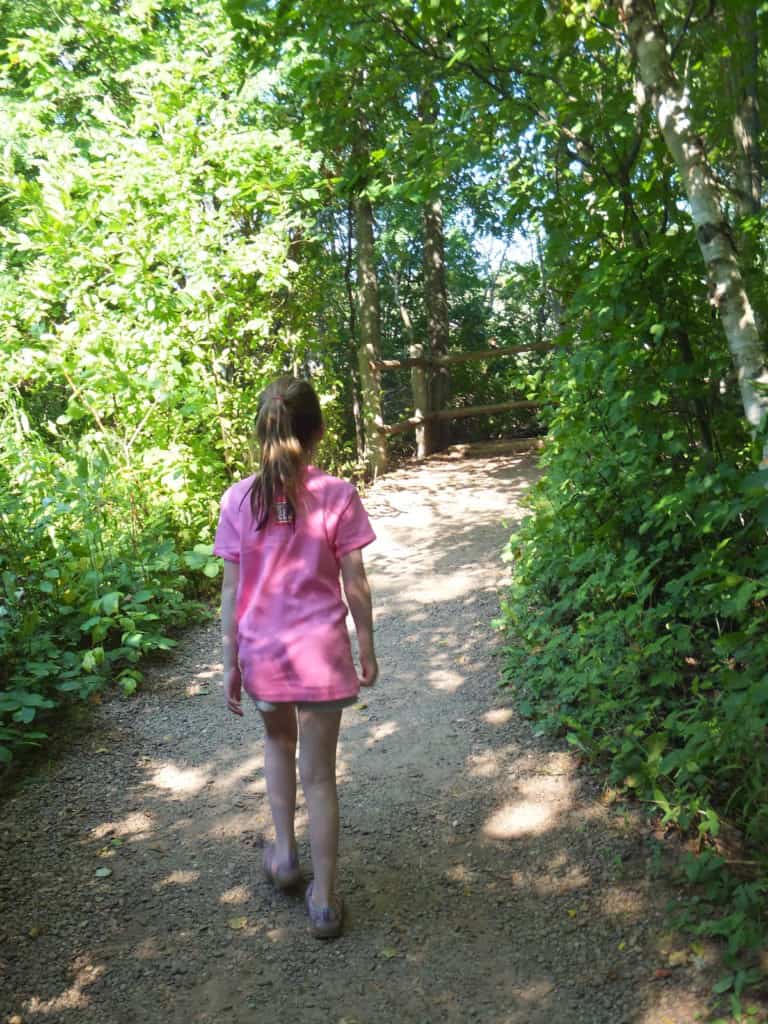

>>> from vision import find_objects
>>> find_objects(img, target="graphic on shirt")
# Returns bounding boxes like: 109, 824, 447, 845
275, 498, 294, 525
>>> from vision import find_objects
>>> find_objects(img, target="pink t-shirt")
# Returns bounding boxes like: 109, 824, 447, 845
213, 466, 376, 703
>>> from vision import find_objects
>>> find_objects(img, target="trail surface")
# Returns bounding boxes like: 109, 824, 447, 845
2, 444, 722, 1023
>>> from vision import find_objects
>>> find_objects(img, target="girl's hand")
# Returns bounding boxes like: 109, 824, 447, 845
225, 666, 243, 716
359, 648, 378, 687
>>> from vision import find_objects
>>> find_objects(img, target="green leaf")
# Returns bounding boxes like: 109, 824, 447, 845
100, 592, 122, 615
713, 974, 734, 995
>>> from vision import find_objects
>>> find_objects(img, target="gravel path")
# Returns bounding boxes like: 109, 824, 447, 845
0, 443, 732, 1023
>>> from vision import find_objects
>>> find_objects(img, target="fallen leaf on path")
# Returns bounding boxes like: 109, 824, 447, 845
355, 703, 367, 711
566, 908, 578, 918
227, 916, 247, 930
94, 747, 109, 754
379, 947, 400, 960
94, 867, 112, 879
667, 950, 688, 968
653, 968, 673, 980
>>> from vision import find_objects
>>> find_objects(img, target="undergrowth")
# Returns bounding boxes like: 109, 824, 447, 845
499, 326, 768, 1011
0, 409, 222, 765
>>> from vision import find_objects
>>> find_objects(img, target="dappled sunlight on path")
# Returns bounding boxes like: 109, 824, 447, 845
1, 443, 716, 1024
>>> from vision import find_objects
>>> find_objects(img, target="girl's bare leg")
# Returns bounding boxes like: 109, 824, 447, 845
260, 704, 299, 864
298, 709, 342, 907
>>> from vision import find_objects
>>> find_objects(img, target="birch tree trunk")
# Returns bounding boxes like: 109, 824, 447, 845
619, 0, 768, 464
354, 194, 388, 477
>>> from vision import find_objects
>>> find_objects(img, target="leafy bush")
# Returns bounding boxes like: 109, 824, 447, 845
0, 399, 222, 763
499, 253, 768, 967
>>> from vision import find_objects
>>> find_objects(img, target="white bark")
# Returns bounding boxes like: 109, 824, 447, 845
620, 0, 768, 465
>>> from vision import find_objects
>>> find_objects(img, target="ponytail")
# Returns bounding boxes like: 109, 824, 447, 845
248, 377, 323, 530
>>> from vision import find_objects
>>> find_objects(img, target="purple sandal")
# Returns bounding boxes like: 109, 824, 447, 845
305, 881, 344, 939
262, 844, 301, 890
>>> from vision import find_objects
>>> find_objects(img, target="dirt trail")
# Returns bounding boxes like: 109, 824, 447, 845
1, 444, 720, 1023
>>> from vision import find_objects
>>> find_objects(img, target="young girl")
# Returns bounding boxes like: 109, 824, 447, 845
213, 376, 377, 939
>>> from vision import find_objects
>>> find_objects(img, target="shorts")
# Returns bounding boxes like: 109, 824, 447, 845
254, 696, 358, 713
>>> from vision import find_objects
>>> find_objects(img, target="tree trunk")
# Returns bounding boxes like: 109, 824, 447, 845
353, 194, 388, 476
423, 195, 451, 452
619, 0, 768, 464
344, 202, 365, 462
384, 259, 428, 458
419, 85, 450, 454
726, 3, 764, 333
728, 4, 761, 222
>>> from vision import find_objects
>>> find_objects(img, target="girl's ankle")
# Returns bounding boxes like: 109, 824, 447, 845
274, 839, 297, 864
310, 889, 336, 909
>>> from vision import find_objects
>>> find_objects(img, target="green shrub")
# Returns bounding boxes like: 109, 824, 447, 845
499, 258, 768, 968
0, 404, 221, 763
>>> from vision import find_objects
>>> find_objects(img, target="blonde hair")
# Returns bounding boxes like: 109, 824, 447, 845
248, 376, 323, 529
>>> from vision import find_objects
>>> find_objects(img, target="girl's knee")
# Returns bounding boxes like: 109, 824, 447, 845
297, 709, 340, 788
299, 757, 335, 791
268, 731, 298, 757
260, 705, 298, 746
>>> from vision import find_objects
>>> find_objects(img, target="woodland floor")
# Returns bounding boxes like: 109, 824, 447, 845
0, 442, 758, 1024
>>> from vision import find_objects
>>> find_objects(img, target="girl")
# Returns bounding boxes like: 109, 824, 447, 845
213, 376, 377, 939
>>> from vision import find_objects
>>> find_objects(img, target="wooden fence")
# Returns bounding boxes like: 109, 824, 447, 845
372, 342, 557, 446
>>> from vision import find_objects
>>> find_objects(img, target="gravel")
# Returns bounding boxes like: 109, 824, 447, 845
0, 442, 747, 1024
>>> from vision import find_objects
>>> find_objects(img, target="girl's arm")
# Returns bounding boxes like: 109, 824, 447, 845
340, 549, 378, 687
221, 560, 243, 716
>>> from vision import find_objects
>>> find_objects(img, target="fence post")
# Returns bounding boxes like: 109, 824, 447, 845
410, 343, 430, 457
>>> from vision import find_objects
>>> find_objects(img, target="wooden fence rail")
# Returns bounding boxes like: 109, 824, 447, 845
377, 400, 546, 436
371, 341, 560, 452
